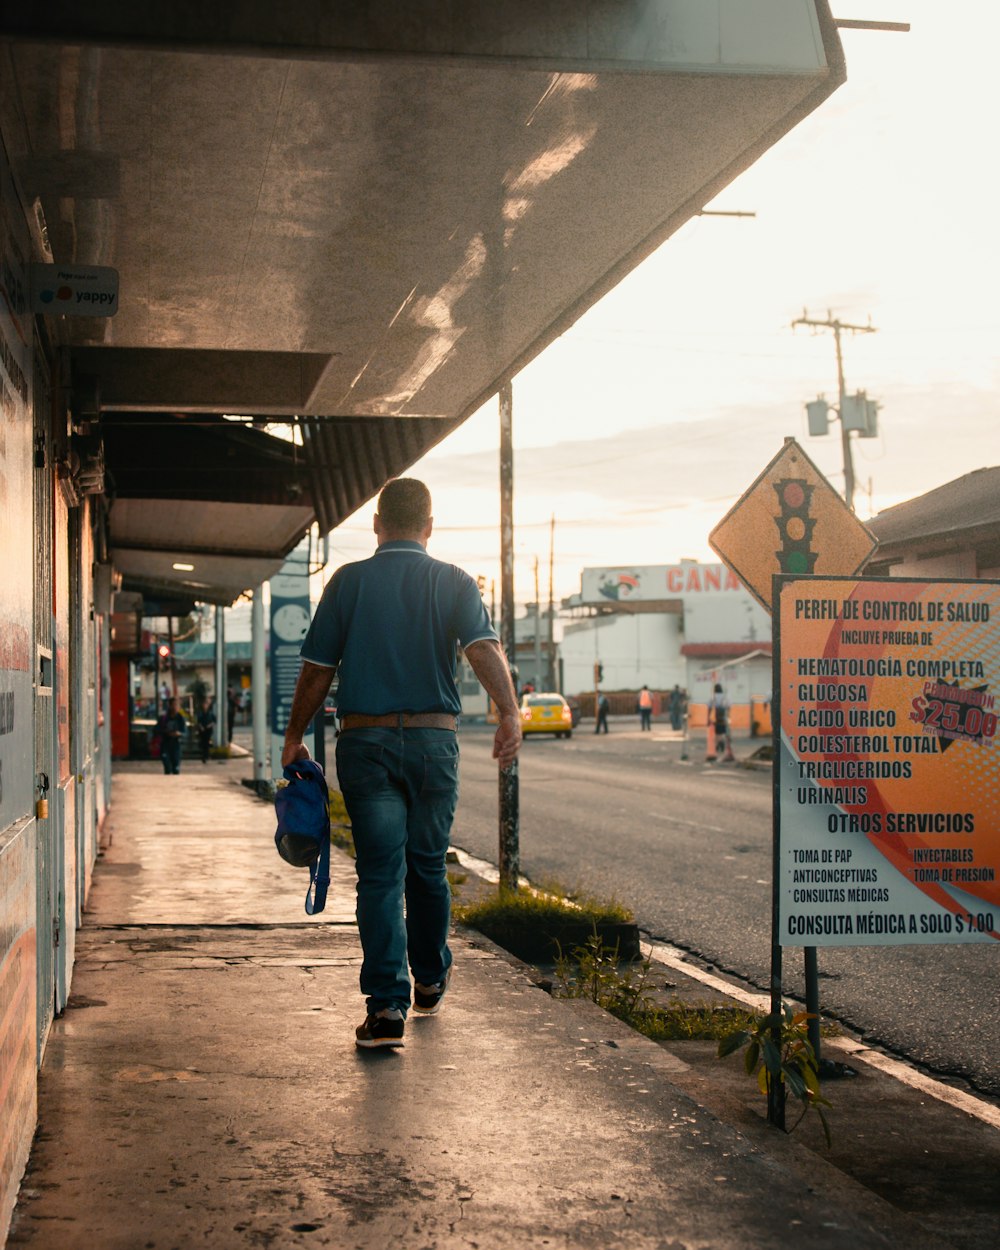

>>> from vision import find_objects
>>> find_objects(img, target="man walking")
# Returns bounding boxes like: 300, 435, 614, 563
282, 478, 522, 1049
196, 695, 216, 763
638, 684, 653, 731
669, 684, 684, 731
157, 696, 187, 775
706, 682, 736, 763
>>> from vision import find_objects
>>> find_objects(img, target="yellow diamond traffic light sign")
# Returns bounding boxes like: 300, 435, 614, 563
709, 438, 877, 612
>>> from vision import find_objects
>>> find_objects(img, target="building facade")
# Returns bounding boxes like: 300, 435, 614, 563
561, 562, 773, 726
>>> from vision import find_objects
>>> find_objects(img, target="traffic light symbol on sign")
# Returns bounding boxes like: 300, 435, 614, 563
773, 478, 818, 575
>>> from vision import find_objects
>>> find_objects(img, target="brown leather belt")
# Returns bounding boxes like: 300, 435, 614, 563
339, 712, 457, 731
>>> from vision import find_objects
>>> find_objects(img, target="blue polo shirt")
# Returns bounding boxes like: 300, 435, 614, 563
299, 541, 498, 717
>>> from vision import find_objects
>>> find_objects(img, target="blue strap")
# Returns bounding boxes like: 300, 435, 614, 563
305, 833, 330, 916
278, 759, 332, 916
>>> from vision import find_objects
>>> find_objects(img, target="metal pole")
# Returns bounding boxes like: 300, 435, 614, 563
167, 616, 176, 695
498, 381, 519, 892
548, 514, 556, 690
768, 623, 786, 1129
251, 587, 268, 783
804, 946, 822, 1064
154, 645, 161, 720
311, 710, 326, 773
213, 605, 226, 749
833, 323, 856, 513
533, 557, 542, 690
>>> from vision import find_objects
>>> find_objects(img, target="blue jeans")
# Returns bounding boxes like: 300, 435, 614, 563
336, 727, 458, 1016
160, 737, 181, 774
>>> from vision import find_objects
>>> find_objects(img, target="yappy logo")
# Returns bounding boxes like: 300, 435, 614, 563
598, 572, 641, 602
30, 264, 119, 317
37, 284, 75, 306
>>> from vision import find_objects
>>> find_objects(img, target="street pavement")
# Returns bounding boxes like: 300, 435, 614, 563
6, 746, 998, 1249
453, 719, 1000, 1100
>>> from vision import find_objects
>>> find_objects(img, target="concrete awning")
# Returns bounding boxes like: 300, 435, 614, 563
0, 3, 845, 602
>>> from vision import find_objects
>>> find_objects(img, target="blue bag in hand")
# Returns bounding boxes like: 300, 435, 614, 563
274, 759, 331, 915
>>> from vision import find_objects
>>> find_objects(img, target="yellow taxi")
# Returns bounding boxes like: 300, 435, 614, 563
520, 692, 574, 739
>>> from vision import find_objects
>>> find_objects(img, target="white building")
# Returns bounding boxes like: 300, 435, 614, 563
561, 562, 774, 729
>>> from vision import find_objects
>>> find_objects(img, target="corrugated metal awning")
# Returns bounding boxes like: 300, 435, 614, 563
1, 3, 846, 604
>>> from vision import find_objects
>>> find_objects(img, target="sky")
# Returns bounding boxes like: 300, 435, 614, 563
321, 2, 1000, 610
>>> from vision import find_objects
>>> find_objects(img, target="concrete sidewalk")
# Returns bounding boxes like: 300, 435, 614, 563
8, 761, 948, 1249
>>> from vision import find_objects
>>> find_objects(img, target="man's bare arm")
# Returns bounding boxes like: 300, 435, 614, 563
464, 639, 522, 767
281, 660, 335, 767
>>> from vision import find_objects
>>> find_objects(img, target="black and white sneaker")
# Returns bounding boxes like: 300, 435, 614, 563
355, 1007, 405, 1048
412, 967, 451, 1016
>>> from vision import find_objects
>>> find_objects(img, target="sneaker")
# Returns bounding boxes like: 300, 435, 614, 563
412, 967, 451, 1016
355, 1007, 405, 1049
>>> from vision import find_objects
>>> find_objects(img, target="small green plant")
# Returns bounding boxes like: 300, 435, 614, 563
554, 930, 756, 1044
717, 1003, 832, 1143
555, 927, 651, 1017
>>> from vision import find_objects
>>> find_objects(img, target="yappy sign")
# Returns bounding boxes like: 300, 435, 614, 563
30, 263, 119, 316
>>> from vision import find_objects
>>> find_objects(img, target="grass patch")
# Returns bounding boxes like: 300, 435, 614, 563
455, 887, 637, 964
453, 885, 632, 929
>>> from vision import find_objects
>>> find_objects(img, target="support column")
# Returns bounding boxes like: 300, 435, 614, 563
213, 606, 226, 749
251, 588, 268, 783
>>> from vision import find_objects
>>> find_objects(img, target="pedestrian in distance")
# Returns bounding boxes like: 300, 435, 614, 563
226, 685, 239, 743
196, 696, 216, 763
669, 684, 685, 731
638, 684, 653, 731
156, 696, 187, 775
706, 683, 735, 763
282, 477, 522, 1050
594, 692, 610, 734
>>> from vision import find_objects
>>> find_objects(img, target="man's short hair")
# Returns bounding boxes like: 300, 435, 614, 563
377, 478, 432, 534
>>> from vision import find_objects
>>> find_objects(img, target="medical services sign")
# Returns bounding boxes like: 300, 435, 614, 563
776, 576, 999, 947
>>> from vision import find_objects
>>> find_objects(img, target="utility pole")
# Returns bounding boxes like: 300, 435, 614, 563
547, 514, 556, 691
532, 557, 542, 691
792, 310, 877, 512
498, 381, 519, 892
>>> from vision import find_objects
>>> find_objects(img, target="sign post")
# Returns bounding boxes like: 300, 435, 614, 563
709, 438, 880, 1116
